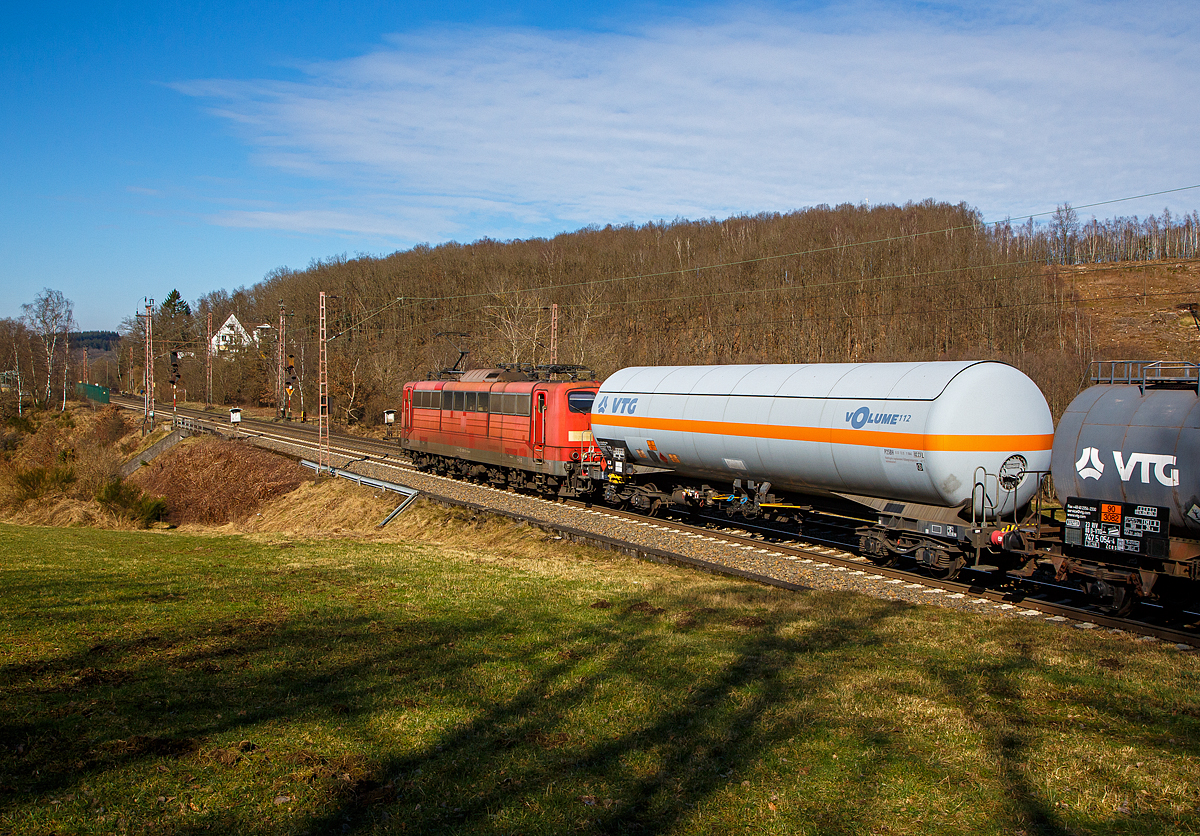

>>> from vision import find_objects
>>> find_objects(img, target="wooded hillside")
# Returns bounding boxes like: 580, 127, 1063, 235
117, 201, 1200, 424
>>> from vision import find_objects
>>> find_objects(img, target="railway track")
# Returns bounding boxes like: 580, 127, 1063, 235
113, 397, 1199, 648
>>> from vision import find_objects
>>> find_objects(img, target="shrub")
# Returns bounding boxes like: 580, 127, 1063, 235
96, 479, 168, 527
14, 465, 77, 501
6, 415, 35, 435
91, 407, 128, 447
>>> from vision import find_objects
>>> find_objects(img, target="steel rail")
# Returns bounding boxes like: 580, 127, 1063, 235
111, 397, 1197, 647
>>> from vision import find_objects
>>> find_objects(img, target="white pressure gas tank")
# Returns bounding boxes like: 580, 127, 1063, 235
590, 361, 1053, 517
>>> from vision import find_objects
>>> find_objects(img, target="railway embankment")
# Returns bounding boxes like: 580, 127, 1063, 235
235, 427, 1197, 639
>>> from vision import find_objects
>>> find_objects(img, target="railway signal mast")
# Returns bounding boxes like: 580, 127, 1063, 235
139, 298, 154, 435
168, 351, 179, 422
276, 300, 286, 419
318, 292, 330, 472
205, 311, 213, 408
285, 355, 298, 419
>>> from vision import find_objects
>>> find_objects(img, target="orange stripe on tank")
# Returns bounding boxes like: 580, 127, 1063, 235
590, 413, 1053, 452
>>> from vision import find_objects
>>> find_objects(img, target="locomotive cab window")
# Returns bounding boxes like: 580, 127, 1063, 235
567, 390, 597, 414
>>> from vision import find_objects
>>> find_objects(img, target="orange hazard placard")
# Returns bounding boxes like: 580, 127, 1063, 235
1100, 504, 1122, 524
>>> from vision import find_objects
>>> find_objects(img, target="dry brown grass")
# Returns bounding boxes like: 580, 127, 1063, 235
127, 436, 314, 525
1066, 259, 1200, 358
195, 477, 396, 536
7, 495, 144, 529
0, 406, 143, 523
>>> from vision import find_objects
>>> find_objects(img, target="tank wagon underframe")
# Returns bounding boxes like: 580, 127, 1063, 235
393, 359, 1200, 613
596, 450, 1044, 580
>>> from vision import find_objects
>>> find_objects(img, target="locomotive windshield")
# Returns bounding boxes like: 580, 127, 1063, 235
568, 389, 597, 413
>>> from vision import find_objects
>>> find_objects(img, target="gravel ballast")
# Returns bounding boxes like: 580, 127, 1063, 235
234, 430, 1182, 645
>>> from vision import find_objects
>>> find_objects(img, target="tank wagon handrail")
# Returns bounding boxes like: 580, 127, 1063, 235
1091, 360, 1200, 393
970, 467, 1001, 529
972, 467, 1051, 527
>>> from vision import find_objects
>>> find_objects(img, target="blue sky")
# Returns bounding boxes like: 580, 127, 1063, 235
3, 1, 1199, 331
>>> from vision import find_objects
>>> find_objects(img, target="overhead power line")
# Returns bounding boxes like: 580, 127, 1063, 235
386, 183, 1200, 307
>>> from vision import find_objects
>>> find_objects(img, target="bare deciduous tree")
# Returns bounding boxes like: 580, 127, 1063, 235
486, 274, 547, 364
21, 288, 74, 410
1, 317, 34, 416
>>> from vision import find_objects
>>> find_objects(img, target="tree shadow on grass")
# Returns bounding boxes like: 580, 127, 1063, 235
2, 582, 1195, 836
0, 581, 888, 835
915, 632, 1199, 836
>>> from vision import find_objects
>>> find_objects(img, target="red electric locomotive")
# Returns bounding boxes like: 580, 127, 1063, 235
399, 364, 603, 497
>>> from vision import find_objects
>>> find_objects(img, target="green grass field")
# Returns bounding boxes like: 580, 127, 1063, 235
1, 519, 1198, 835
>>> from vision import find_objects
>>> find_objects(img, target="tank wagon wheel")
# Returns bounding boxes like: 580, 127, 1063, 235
641, 483, 662, 517
1087, 580, 1135, 618
929, 555, 965, 581
859, 532, 900, 567
909, 544, 964, 580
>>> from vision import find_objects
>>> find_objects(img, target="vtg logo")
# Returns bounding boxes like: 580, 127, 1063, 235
1075, 447, 1179, 486
594, 396, 638, 415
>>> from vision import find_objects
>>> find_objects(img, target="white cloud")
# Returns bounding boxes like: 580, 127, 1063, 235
175, 1, 1200, 243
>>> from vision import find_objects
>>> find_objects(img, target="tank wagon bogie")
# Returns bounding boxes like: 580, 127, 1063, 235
392, 356, 1200, 612
400, 365, 602, 497
590, 361, 1055, 578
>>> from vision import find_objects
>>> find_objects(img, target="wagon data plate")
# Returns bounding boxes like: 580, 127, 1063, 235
1062, 497, 1170, 558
